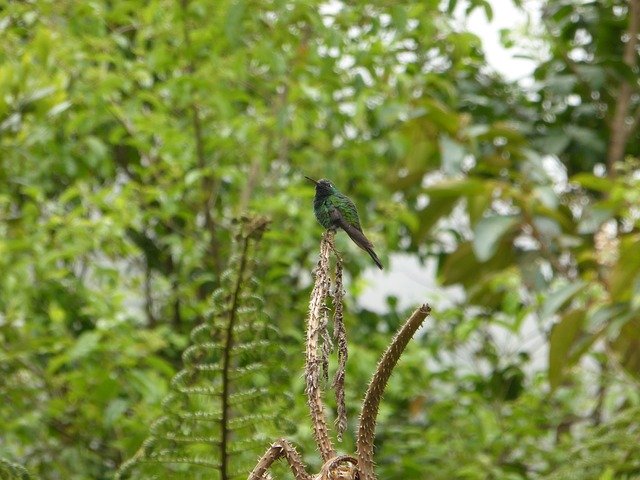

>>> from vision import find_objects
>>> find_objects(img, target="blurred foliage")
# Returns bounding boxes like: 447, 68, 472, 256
0, 458, 34, 480
1, 0, 639, 479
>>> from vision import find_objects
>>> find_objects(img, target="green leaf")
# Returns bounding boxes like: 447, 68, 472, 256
549, 309, 586, 389
479, 0, 493, 21
609, 234, 640, 300
104, 398, 129, 426
225, 0, 246, 45
575, 65, 606, 88
415, 196, 459, 241
48, 100, 72, 118
391, 5, 408, 31
472, 215, 519, 262
67, 331, 101, 362
609, 318, 640, 378
538, 134, 570, 156
566, 125, 606, 153
420, 98, 460, 132
440, 240, 515, 288
439, 134, 466, 174
598, 467, 615, 480
533, 216, 561, 239
424, 178, 488, 198
571, 173, 614, 192
533, 185, 558, 209
467, 192, 490, 226
540, 281, 586, 320
545, 74, 577, 94
577, 206, 613, 234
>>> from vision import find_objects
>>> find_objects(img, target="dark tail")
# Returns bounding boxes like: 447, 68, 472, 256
364, 245, 384, 270
339, 222, 384, 270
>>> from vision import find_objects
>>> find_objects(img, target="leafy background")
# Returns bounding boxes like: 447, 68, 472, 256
1, 0, 639, 479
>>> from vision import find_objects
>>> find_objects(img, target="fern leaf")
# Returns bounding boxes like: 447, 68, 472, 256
0, 459, 34, 480
116, 217, 289, 480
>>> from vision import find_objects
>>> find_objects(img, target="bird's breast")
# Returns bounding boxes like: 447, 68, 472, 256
313, 198, 335, 229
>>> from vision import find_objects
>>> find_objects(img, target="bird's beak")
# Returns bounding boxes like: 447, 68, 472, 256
304, 175, 318, 185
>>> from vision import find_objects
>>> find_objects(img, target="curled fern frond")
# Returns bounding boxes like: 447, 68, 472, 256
117, 216, 290, 480
545, 406, 640, 480
0, 458, 33, 480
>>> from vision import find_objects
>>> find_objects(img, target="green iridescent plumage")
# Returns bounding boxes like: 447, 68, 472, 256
305, 177, 383, 270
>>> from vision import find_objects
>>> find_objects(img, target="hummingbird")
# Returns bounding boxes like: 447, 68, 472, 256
305, 176, 383, 270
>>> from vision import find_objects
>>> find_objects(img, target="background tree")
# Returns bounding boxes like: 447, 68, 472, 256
1, 0, 639, 479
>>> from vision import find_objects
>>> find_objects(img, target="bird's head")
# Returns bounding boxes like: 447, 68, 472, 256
304, 176, 337, 196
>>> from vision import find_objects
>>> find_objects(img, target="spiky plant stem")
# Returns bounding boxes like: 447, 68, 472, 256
356, 304, 431, 480
332, 255, 348, 441
248, 439, 311, 480
306, 230, 337, 461
316, 455, 359, 480
249, 226, 431, 480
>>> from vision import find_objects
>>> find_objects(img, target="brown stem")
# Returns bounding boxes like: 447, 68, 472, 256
606, 0, 640, 175
305, 231, 337, 461
220, 233, 251, 480
171, 272, 182, 329
356, 304, 431, 480
248, 439, 311, 480
318, 455, 359, 480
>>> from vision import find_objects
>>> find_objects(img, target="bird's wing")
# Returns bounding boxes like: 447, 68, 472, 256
328, 206, 343, 224
336, 194, 363, 232
329, 205, 374, 249
328, 198, 383, 269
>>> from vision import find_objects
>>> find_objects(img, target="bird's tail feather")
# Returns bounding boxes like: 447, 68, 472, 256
365, 245, 384, 270
340, 222, 384, 270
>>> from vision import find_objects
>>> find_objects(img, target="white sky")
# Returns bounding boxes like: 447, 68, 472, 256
455, 0, 541, 81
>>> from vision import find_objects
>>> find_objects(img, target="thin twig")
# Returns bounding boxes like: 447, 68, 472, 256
356, 304, 431, 480
606, 0, 640, 175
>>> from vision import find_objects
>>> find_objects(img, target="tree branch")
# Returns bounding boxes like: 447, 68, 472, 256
607, 0, 640, 175
356, 304, 431, 480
